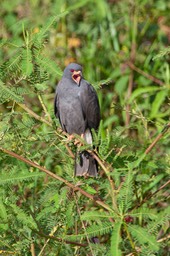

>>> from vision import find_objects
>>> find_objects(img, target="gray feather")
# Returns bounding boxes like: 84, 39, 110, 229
54, 63, 100, 177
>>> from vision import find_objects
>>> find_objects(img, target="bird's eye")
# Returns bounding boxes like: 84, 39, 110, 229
70, 69, 74, 72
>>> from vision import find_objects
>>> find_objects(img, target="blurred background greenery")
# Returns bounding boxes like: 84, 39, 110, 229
0, 0, 170, 255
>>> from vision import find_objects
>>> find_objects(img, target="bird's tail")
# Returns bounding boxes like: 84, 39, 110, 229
75, 129, 98, 177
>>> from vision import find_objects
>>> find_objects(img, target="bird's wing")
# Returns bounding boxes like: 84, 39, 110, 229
54, 81, 64, 130
79, 81, 100, 130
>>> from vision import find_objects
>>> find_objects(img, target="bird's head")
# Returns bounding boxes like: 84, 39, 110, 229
63, 63, 82, 86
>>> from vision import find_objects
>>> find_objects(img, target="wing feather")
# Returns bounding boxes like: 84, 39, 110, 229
79, 80, 100, 130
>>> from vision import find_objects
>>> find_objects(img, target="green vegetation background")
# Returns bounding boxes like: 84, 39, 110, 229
0, 0, 169, 255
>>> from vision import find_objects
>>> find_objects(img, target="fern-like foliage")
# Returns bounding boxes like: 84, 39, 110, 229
10, 203, 37, 230
147, 207, 170, 235
0, 53, 22, 80
0, 81, 24, 104
128, 225, 159, 252
66, 221, 113, 241
81, 210, 117, 221
117, 169, 134, 214
0, 169, 44, 185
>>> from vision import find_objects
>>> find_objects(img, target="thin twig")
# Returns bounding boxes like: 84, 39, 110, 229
17, 102, 75, 158
145, 123, 170, 154
35, 230, 88, 247
0, 147, 113, 212
133, 179, 170, 210
157, 234, 170, 243
127, 61, 164, 86
38, 226, 58, 256
18, 102, 52, 126
37, 93, 52, 123
74, 194, 95, 256
91, 152, 118, 212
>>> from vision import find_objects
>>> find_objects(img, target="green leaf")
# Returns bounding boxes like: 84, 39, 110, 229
129, 87, 161, 103
115, 75, 129, 96
66, 222, 113, 241
0, 171, 44, 185
150, 90, 167, 118
130, 208, 157, 220
66, 0, 90, 12
38, 12, 68, 38
10, 204, 37, 229
36, 56, 62, 78
118, 169, 134, 213
0, 199, 7, 221
81, 210, 116, 221
110, 222, 122, 256
127, 153, 146, 170
21, 48, 33, 76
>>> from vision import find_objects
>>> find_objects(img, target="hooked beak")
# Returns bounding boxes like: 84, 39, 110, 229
72, 70, 82, 85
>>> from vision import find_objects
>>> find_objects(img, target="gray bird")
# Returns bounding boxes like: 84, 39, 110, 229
54, 63, 100, 177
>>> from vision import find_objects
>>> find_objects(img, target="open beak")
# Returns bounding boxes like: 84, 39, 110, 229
72, 70, 82, 85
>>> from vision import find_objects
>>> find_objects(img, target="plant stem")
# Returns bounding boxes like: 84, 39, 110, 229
30, 243, 36, 256
145, 123, 170, 154
124, 224, 138, 256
